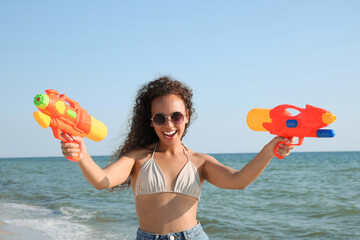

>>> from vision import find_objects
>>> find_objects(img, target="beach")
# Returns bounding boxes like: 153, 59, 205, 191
1, 152, 359, 239
0, 221, 13, 240
0, 220, 49, 240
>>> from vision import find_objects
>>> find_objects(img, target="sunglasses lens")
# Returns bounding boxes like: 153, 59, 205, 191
171, 112, 184, 125
153, 113, 166, 126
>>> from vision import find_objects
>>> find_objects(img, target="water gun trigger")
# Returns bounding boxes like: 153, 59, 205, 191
274, 137, 304, 160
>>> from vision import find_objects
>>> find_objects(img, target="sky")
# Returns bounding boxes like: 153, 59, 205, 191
0, 1, 359, 158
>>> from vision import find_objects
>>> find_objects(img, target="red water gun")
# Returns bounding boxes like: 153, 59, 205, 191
247, 104, 336, 159
33, 89, 108, 162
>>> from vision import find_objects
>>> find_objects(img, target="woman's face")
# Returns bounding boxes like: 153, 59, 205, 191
151, 94, 189, 145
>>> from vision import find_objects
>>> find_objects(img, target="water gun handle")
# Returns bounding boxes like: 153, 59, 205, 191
274, 137, 304, 159
66, 137, 81, 162
57, 132, 81, 162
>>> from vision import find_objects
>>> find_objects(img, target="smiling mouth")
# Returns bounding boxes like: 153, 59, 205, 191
163, 130, 177, 139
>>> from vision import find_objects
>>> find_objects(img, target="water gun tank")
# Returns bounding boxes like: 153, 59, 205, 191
246, 108, 272, 131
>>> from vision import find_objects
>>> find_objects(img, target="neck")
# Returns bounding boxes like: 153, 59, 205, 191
156, 141, 184, 155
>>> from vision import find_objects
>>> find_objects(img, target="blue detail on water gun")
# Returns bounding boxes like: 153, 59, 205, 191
286, 119, 298, 128
316, 129, 335, 138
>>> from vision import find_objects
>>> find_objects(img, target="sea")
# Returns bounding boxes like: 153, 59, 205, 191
0, 152, 359, 240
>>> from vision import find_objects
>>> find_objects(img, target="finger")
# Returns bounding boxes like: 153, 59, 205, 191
62, 147, 80, 156
62, 145, 80, 153
279, 143, 294, 150
71, 135, 83, 142
63, 152, 79, 158
61, 142, 80, 149
268, 137, 286, 150
60, 133, 73, 142
286, 137, 296, 144
276, 149, 290, 158
67, 136, 85, 150
274, 136, 287, 143
277, 146, 292, 156
277, 141, 293, 154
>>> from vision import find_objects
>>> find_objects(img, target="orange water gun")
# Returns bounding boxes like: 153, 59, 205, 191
247, 104, 336, 159
33, 89, 108, 162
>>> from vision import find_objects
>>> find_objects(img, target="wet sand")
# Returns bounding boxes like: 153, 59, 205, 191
0, 220, 48, 240
0, 221, 14, 240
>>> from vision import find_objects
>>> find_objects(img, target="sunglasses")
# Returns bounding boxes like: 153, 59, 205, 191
151, 112, 186, 127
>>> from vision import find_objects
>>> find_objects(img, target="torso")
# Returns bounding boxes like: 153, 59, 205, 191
130, 143, 206, 234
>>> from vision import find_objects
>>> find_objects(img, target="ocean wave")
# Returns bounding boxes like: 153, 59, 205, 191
0, 202, 93, 240
59, 206, 97, 220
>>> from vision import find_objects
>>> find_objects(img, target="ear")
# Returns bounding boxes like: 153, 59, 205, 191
185, 109, 190, 124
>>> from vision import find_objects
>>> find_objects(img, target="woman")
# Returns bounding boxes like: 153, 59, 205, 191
61, 76, 293, 240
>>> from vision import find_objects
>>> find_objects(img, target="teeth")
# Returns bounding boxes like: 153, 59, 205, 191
164, 131, 176, 135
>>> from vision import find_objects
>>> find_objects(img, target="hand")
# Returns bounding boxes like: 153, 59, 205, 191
60, 133, 86, 160
265, 137, 295, 159
276, 137, 295, 158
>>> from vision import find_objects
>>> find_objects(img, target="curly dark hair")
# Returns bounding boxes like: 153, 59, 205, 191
109, 75, 195, 191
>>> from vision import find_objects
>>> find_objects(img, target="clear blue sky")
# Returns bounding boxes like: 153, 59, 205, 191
0, 1, 359, 158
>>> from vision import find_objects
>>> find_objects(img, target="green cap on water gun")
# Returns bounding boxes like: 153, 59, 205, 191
34, 94, 50, 109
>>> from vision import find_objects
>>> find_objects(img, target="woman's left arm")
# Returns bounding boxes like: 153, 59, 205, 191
204, 137, 294, 190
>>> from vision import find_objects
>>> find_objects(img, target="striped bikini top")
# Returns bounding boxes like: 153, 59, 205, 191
135, 143, 201, 200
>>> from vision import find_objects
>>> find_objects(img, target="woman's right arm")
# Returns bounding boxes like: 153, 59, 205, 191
61, 134, 135, 190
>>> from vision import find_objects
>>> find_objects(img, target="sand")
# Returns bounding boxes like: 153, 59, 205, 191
0, 220, 48, 240
0, 221, 13, 240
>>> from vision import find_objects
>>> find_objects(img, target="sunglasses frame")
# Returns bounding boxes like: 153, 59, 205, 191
151, 111, 186, 127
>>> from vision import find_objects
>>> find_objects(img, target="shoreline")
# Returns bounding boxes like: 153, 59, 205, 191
0, 221, 14, 240
0, 220, 48, 240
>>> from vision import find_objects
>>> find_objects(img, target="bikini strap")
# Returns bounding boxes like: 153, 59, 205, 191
152, 142, 189, 161
151, 142, 159, 158
181, 142, 190, 162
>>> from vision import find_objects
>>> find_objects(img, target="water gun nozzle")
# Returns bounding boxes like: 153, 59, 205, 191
34, 94, 50, 109
322, 113, 337, 124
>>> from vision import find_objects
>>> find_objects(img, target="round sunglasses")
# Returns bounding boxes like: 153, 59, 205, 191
151, 112, 186, 127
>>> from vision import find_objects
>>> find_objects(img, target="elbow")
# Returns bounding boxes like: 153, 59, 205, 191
226, 184, 247, 190
236, 182, 250, 190
94, 184, 105, 190
93, 176, 111, 190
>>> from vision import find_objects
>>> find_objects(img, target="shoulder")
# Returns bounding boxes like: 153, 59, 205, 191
123, 143, 157, 162
185, 149, 224, 180
185, 148, 217, 166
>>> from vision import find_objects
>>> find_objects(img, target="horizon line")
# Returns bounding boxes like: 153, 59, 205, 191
1, 150, 359, 159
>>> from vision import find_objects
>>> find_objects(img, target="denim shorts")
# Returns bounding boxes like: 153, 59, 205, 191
135, 222, 209, 240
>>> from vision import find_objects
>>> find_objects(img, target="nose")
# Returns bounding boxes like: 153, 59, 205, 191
163, 116, 175, 127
